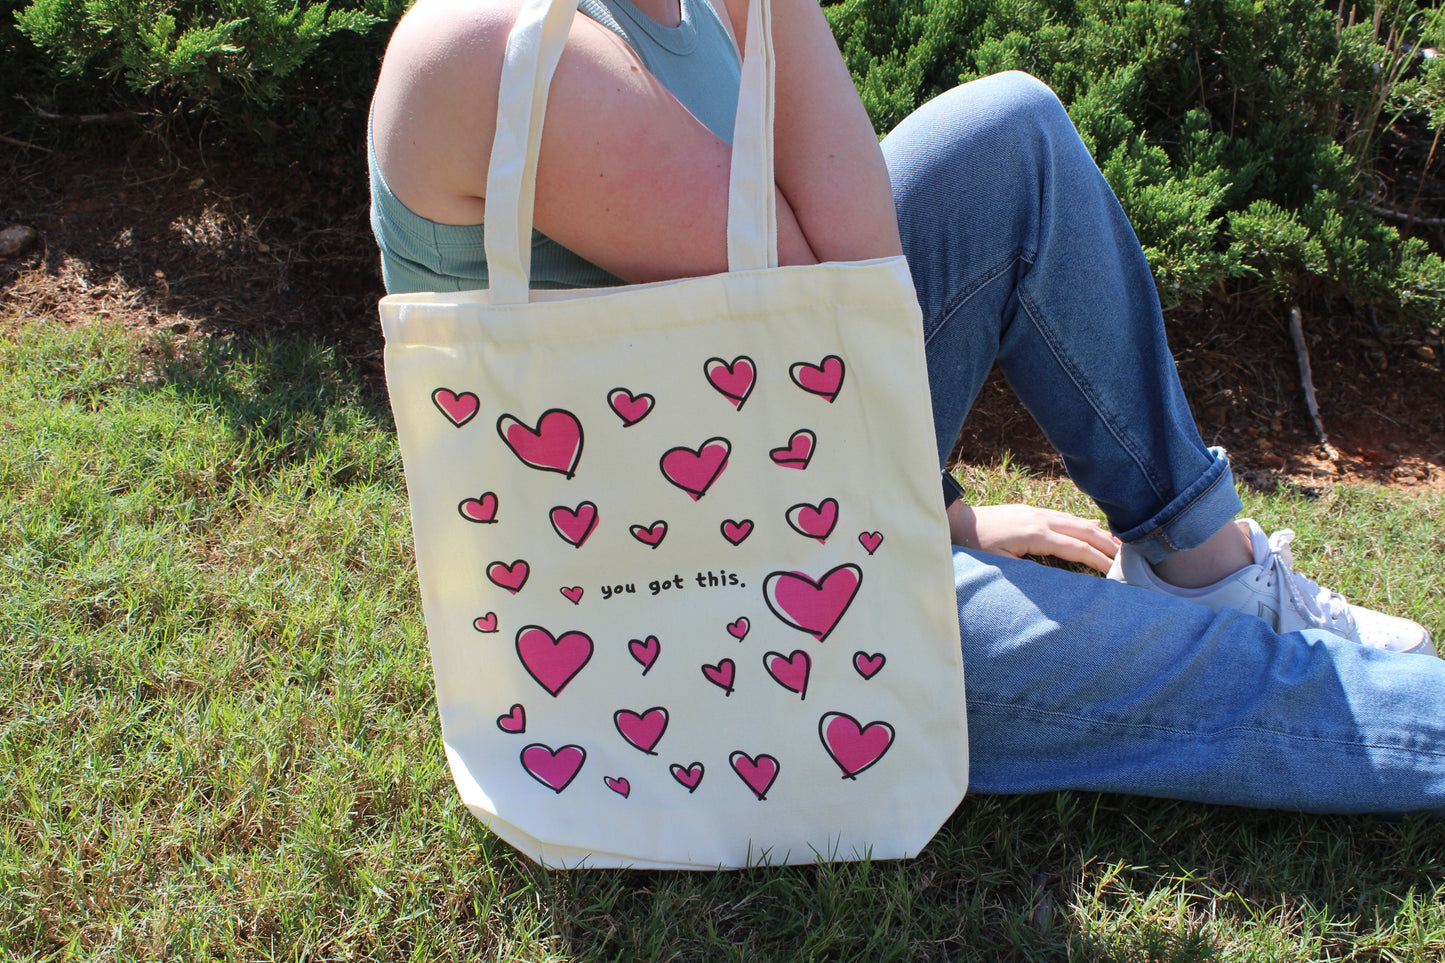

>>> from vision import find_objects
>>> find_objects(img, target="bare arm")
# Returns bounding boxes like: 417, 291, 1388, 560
370, 0, 900, 284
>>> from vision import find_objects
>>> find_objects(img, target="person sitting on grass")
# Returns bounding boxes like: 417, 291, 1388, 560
368, 0, 1444, 814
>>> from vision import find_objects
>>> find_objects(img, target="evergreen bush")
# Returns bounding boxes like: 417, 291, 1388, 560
826, 0, 1445, 327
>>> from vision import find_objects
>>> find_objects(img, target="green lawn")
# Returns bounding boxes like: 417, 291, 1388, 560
4, 321, 1444, 961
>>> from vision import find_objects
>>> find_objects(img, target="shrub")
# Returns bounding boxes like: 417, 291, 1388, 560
825, 0, 1445, 327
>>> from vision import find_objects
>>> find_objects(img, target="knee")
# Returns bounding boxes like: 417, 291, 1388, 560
941, 71, 1073, 141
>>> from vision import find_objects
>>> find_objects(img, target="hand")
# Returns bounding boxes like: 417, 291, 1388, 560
947, 503, 1119, 574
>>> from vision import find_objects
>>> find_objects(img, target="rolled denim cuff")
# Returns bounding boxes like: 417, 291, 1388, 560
1113, 446, 1243, 564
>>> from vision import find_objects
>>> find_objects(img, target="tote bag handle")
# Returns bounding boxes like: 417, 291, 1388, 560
483, 0, 777, 305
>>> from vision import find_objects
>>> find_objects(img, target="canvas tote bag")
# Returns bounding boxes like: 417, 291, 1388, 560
379, 0, 967, 870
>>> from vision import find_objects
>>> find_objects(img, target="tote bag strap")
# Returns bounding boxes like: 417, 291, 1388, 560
484, 0, 777, 305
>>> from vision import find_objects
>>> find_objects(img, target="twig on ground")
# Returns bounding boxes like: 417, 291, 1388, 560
1352, 199, 1445, 228
0, 133, 51, 152
1289, 305, 1339, 461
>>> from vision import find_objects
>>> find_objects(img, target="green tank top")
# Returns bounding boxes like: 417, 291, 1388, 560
369, 0, 742, 294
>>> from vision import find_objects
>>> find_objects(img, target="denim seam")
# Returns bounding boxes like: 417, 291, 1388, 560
1117, 457, 1231, 552
1013, 271, 1171, 506
922, 249, 1026, 348
969, 699, 1445, 757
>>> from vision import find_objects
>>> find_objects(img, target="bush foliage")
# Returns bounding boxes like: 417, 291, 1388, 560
5, 0, 1444, 325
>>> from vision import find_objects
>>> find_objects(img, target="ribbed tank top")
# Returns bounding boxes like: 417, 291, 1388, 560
369, 0, 743, 294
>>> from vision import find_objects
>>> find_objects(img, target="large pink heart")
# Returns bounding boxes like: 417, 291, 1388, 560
496, 408, 583, 477
613, 706, 669, 755
432, 387, 480, 427
818, 712, 894, 778
729, 751, 780, 800
785, 498, 839, 542
549, 502, 598, 547
789, 355, 846, 403
659, 437, 731, 500
763, 564, 861, 642
763, 650, 810, 697
515, 625, 593, 696
520, 743, 586, 793
607, 387, 654, 426
704, 356, 756, 409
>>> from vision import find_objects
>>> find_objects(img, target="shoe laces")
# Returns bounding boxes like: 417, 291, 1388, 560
1254, 528, 1355, 632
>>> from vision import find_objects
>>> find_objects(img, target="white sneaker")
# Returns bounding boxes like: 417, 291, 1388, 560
1107, 519, 1436, 655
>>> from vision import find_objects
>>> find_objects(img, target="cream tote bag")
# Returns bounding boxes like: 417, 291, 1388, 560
379, 0, 967, 870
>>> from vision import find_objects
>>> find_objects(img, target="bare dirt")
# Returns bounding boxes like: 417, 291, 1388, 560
3, 139, 1443, 494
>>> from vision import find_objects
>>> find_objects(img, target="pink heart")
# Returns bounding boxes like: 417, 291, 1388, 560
515, 625, 593, 696
486, 559, 530, 594
496, 703, 526, 733
763, 650, 811, 697
858, 531, 883, 555
763, 564, 862, 642
607, 387, 654, 426
659, 437, 731, 500
853, 651, 886, 679
704, 356, 756, 409
670, 761, 705, 791
613, 706, 669, 755
472, 613, 498, 633
604, 776, 631, 797
726, 617, 750, 641
701, 658, 736, 695
629, 520, 668, 548
431, 388, 480, 427
560, 586, 584, 605
549, 502, 599, 547
785, 498, 839, 542
720, 519, 754, 546
458, 492, 499, 524
769, 429, 816, 470
497, 408, 584, 478
819, 713, 894, 778
521, 743, 586, 793
629, 635, 660, 673
729, 751, 780, 800
789, 355, 846, 403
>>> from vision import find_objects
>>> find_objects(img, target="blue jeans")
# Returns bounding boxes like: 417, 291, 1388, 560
884, 72, 1445, 814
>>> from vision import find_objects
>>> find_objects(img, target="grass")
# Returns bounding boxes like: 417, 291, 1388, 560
4, 320, 1445, 962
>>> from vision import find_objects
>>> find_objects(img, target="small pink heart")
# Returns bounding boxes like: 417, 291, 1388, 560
853, 651, 886, 679
858, 531, 883, 555
458, 492, 499, 524
561, 585, 584, 605
521, 743, 586, 793
670, 761, 705, 791
472, 613, 498, 633
785, 498, 839, 542
729, 751, 780, 800
614, 706, 669, 755
629, 635, 660, 673
486, 559, 530, 594
660, 437, 731, 500
604, 776, 631, 797
550, 502, 599, 548
789, 355, 846, 403
763, 650, 811, 698
720, 519, 754, 546
704, 356, 756, 409
496, 703, 526, 733
702, 658, 736, 695
607, 387, 654, 426
432, 387, 480, 427
629, 520, 668, 548
497, 408, 584, 478
726, 617, 750, 641
769, 429, 816, 470
819, 712, 894, 779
